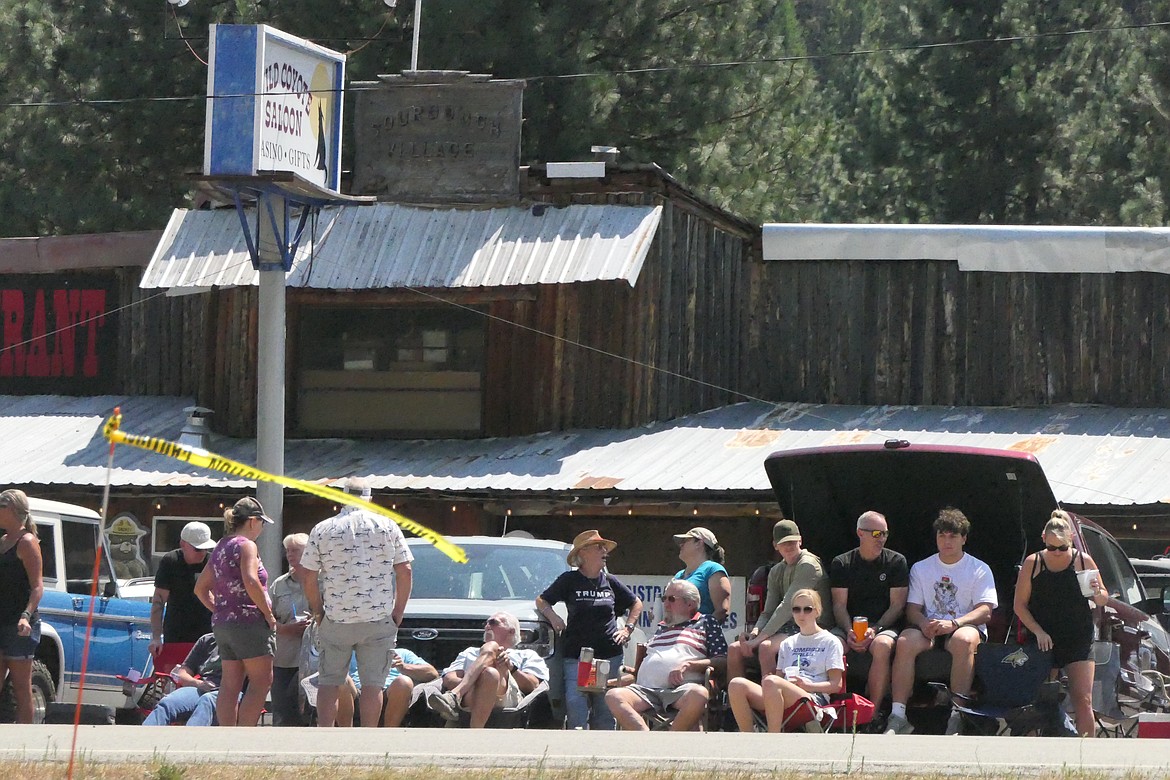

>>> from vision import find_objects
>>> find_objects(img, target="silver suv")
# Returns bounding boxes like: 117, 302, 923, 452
397, 534, 571, 725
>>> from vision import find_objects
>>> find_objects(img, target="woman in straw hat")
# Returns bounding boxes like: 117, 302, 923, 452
0, 489, 43, 723
537, 530, 642, 729
673, 526, 731, 623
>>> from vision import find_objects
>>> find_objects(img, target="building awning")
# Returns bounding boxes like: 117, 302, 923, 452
141, 202, 662, 292
762, 223, 1170, 273
3, 395, 1169, 507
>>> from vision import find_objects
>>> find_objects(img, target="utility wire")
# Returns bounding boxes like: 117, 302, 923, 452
4, 18, 1170, 110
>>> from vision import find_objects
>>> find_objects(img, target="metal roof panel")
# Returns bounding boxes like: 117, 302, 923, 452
141, 203, 662, 291
3, 397, 1169, 506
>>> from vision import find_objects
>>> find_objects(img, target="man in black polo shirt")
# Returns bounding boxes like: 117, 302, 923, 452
829, 510, 909, 716
148, 521, 216, 655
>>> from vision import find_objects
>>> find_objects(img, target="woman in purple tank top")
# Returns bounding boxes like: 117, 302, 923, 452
195, 496, 277, 726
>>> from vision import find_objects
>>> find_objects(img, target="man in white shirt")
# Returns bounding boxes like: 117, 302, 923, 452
427, 611, 549, 728
301, 478, 413, 729
605, 579, 728, 731
885, 508, 998, 736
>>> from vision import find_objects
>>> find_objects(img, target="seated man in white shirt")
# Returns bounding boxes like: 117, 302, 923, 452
605, 579, 728, 731
426, 611, 549, 728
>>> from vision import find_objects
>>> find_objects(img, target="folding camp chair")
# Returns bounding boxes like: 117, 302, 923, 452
931, 642, 1070, 736
116, 642, 195, 720
418, 677, 552, 728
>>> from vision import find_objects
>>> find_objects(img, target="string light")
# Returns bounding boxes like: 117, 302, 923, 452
451, 505, 457, 512
693, 507, 699, 516
627, 508, 633, 516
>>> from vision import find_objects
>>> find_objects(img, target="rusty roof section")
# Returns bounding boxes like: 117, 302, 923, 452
3, 396, 1169, 507
0, 231, 162, 274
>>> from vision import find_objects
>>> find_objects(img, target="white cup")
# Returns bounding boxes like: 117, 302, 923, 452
783, 665, 801, 681
1077, 569, 1100, 598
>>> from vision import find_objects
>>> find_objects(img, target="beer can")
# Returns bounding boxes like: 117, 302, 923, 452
577, 647, 594, 687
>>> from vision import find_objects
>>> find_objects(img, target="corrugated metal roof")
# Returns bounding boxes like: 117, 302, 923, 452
4, 396, 1169, 507
141, 203, 662, 291
762, 223, 1170, 273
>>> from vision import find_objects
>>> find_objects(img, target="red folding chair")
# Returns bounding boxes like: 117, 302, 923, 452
116, 642, 195, 720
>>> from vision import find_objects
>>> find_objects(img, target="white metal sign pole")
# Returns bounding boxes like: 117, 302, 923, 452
255, 197, 286, 574
411, 0, 422, 71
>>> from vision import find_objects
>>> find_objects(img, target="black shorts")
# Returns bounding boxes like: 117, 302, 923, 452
1051, 639, 1092, 668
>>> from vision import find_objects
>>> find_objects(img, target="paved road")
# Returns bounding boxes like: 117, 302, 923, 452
2, 726, 1168, 775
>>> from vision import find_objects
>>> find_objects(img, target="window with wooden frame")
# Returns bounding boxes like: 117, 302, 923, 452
295, 306, 485, 436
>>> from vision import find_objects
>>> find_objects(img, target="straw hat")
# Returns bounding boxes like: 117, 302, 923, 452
567, 529, 617, 567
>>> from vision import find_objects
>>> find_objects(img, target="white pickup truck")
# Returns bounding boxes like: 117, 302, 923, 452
0, 497, 152, 723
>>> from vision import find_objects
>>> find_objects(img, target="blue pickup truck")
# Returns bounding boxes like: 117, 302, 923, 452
0, 497, 153, 723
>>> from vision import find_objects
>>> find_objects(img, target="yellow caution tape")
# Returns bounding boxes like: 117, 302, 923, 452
102, 409, 467, 563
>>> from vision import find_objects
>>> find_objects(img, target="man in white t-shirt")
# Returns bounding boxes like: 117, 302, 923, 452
605, 579, 728, 731
885, 508, 998, 736
301, 478, 414, 729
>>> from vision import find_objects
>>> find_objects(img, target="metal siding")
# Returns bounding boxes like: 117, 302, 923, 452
140, 204, 662, 291
4, 396, 1170, 506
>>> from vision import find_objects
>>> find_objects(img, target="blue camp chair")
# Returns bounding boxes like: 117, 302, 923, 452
931, 642, 1072, 736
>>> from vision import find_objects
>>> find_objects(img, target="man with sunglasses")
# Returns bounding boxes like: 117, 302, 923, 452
885, 508, 997, 736
605, 580, 727, 731
829, 511, 909, 721
426, 611, 548, 728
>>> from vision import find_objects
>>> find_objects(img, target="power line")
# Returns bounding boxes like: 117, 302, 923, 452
4, 18, 1170, 110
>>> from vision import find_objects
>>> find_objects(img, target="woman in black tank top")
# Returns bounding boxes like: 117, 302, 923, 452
1013, 510, 1109, 737
0, 488, 44, 724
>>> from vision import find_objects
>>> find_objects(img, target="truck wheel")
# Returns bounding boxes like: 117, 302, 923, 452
0, 660, 55, 724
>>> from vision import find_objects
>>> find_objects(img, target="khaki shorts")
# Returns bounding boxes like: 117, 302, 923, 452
318, 615, 398, 688
462, 673, 522, 710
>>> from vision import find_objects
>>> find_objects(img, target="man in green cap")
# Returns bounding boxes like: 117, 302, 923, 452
726, 518, 832, 681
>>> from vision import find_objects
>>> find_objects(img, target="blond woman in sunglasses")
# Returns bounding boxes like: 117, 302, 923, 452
1013, 510, 1108, 737
727, 588, 843, 732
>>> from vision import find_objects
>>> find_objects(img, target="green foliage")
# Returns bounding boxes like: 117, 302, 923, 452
807, 0, 1168, 225
5, 2, 1170, 234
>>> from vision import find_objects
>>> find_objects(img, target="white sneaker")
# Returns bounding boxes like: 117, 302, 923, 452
884, 713, 914, 735
945, 710, 963, 736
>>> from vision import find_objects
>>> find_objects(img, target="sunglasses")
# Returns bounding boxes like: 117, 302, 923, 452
861, 529, 889, 539
1045, 543, 1071, 552
663, 595, 685, 603
485, 617, 506, 627
791, 605, 815, 614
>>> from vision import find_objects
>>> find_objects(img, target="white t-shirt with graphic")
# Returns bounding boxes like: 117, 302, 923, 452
907, 553, 999, 635
776, 629, 844, 685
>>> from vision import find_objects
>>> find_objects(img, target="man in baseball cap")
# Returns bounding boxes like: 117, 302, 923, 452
726, 518, 832, 681
149, 520, 218, 655
180, 521, 218, 551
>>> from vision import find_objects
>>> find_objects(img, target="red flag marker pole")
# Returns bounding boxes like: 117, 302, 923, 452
67, 407, 121, 780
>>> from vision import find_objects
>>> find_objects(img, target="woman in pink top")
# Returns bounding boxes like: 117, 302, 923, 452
195, 497, 277, 726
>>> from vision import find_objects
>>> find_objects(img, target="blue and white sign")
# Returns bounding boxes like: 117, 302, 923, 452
204, 24, 345, 192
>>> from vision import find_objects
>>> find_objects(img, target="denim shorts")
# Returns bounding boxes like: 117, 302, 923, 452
213, 621, 276, 661
0, 618, 41, 661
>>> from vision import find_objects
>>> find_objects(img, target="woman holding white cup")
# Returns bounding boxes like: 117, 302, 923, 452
727, 588, 844, 732
1013, 510, 1109, 737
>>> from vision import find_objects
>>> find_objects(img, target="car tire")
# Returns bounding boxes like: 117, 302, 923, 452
0, 660, 55, 724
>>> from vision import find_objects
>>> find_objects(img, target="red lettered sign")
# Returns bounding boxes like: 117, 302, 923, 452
0, 274, 117, 393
